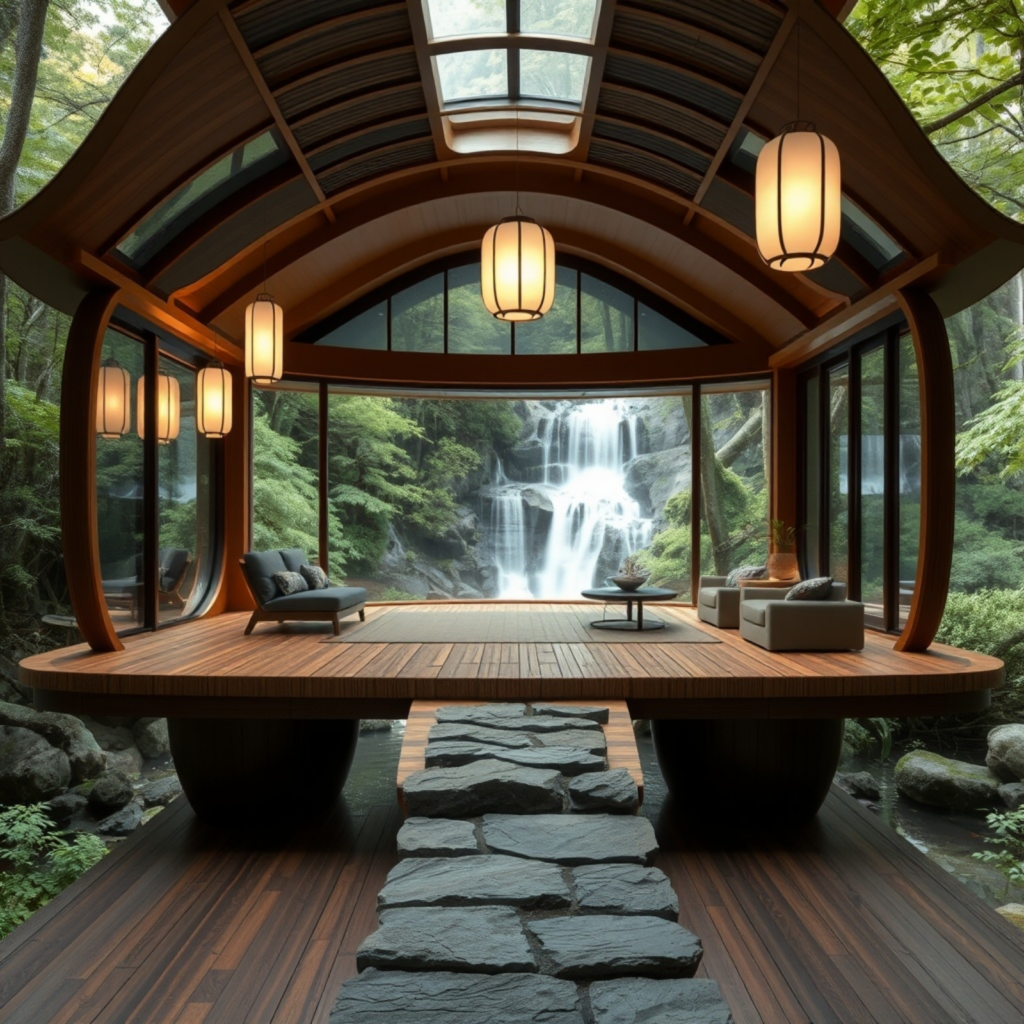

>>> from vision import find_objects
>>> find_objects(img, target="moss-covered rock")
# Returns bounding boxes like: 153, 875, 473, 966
895, 750, 1002, 812
996, 904, 1024, 932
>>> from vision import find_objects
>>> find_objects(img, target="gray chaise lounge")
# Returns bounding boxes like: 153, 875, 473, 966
240, 548, 366, 636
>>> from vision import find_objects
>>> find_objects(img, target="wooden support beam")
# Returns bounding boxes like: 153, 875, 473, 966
893, 288, 955, 653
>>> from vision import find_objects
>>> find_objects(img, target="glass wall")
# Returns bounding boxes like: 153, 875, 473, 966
799, 321, 918, 631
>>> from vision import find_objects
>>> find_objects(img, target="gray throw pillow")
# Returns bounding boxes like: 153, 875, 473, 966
272, 570, 309, 597
785, 576, 833, 601
300, 564, 329, 590
725, 565, 767, 587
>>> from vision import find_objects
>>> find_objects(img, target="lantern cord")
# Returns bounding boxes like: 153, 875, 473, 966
515, 109, 522, 216
796, 20, 801, 123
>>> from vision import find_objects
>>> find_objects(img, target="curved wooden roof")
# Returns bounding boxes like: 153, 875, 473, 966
3, 0, 1024, 375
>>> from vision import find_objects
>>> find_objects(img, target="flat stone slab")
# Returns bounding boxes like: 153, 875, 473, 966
535, 729, 607, 754
569, 769, 638, 813
435, 705, 528, 725
378, 855, 571, 911
482, 814, 658, 865
572, 864, 679, 920
428, 723, 534, 749
357, 906, 535, 973
436, 709, 601, 733
531, 704, 610, 724
589, 978, 733, 1024
397, 817, 480, 858
425, 742, 606, 776
405, 761, 563, 818
330, 969, 584, 1024
527, 915, 702, 979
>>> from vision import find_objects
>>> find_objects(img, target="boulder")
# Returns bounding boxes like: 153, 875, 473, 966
986, 724, 1024, 782
104, 746, 144, 778
995, 904, 1024, 932
96, 798, 143, 836
834, 771, 881, 801
404, 760, 563, 818
80, 716, 136, 752
360, 719, 395, 733
132, 718, 169, 760
999, 782, 1024, 810
894, 751, 1002, 812
88, 769, 135, 813
356, 906, 535, 973
140, 775, 182, 807
0, 725, 71, 803
0, 701, 105, 784
589, 978, 733, 1024
45, 791, 88, 825
526, 914, 702, 979
568, 769, 638, 814
330, 969, 583, 1024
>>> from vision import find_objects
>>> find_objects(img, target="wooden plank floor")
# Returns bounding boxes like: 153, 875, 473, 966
20, 605, 1003, 720
3, 740, 1023, 1023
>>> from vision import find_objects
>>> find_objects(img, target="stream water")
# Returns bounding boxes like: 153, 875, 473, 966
484, 400, 654, 598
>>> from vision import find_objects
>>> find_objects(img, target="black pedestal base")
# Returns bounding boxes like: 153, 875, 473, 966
167, 718, 359, 825
651, 718, 844, 827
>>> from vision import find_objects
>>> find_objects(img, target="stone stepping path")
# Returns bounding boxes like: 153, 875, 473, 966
332, 702, 733, 1023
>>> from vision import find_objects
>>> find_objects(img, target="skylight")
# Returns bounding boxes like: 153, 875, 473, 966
423, 0, 601, 154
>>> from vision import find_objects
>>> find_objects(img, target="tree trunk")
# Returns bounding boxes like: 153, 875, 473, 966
695, 396, 731, 574
0, 0, 51, 452
715, 409, 761, 468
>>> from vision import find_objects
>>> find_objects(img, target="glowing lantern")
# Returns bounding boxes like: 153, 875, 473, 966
480, 216, 555, 321
245, 293, 284, 384
96, 357, 131, 438
137, 372, 180, 444
196, 360, 233, 438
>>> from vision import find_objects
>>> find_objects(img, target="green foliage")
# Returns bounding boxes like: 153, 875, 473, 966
972, 809, 1024, 896
769, 519, 796, 554
379, 586, 420, 602
0, 804, 107, 938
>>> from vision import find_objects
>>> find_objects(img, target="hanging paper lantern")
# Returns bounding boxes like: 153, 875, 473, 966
96, 357, 131, 438
480, 216, 556, 321
196, 360, 233, 438
137, 372, 181, 444
245, 293, 284, 383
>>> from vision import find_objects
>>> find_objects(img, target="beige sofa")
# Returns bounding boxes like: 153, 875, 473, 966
696, 576, 741, 628
738, 582, 865, 651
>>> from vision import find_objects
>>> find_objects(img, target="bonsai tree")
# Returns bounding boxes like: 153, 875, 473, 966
618, 553, 649, 578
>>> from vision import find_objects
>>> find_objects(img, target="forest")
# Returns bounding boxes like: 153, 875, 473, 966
1, 0, 1024, 737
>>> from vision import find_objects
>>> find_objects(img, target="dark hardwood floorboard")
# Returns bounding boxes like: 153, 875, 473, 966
2, 780, 1024, 1023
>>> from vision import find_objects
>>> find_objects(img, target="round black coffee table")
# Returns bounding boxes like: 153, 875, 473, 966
581, 586, 679, 631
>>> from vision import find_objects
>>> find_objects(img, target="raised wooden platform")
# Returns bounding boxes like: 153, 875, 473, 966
20, 604, 1002, 720
396, 699, 644, 810
2, 762, 1023, 1023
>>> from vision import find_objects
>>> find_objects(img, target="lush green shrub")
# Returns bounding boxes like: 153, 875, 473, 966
0, 805, 107, 938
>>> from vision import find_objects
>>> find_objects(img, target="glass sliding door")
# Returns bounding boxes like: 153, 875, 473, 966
859, 345, 886, 625
827, 362, 850, 584
898, 335, 922, 626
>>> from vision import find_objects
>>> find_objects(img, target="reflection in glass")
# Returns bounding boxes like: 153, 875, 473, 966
426, 0, 505, 38
157, 357, 212, 624
448, 263, 511, 353
521, 0, 598, 38
318, 302, 387, 349
828, 363, 849, 583
899, 335, 921, 625
859, 346, 885, 617
520, 51, 589, 104
436, 50, 508, 103
393, 274, 444, 353
515, 265, 576, 354
638, 304, 705, 350
803, 373, 820, 577
97, 330, 145, 630
581, 275, 633, 353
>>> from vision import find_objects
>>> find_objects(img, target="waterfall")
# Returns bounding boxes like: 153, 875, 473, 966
483, 401, 653, 599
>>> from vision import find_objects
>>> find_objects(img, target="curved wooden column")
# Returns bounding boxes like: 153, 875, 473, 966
894, 288, 955, 652
60, 288, 123, 653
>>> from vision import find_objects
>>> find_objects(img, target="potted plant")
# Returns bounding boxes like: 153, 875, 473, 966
611, 553, 650, 592
767, 519, 800, 582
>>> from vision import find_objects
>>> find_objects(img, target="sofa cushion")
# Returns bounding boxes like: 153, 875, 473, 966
243, 550, 289, 605
785, 577, 833, 601
279, 548, 308, 573
726, 564, 767, 587
273, 570, 309, 596
741, 600, 769, 627
698, 588, 719, 609
263, 586, 367, 612
300, 564, 329, 590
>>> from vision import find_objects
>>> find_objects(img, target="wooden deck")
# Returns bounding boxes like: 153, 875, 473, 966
21, 604, 1002, 721
2, 741, 1023, 1023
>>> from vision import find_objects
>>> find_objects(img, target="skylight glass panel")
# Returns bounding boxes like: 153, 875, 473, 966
436, 50, 508, 103
426, 0, 505, 40
521, 0, 598, 40
520, 51, 589, 104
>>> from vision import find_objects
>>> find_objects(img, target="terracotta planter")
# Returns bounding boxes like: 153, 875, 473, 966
766, 552, 800, 582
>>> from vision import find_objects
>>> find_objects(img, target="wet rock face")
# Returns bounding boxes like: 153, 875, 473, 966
0, 725, 71, 803
404, 761, 564, 818
895, 751, 1002, 812
987, 724, 1024, 783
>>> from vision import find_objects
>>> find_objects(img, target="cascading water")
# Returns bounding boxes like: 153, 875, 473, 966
482, 400, 653, 598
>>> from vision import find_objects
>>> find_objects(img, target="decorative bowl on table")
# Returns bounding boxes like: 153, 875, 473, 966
609, 574, 649, 592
